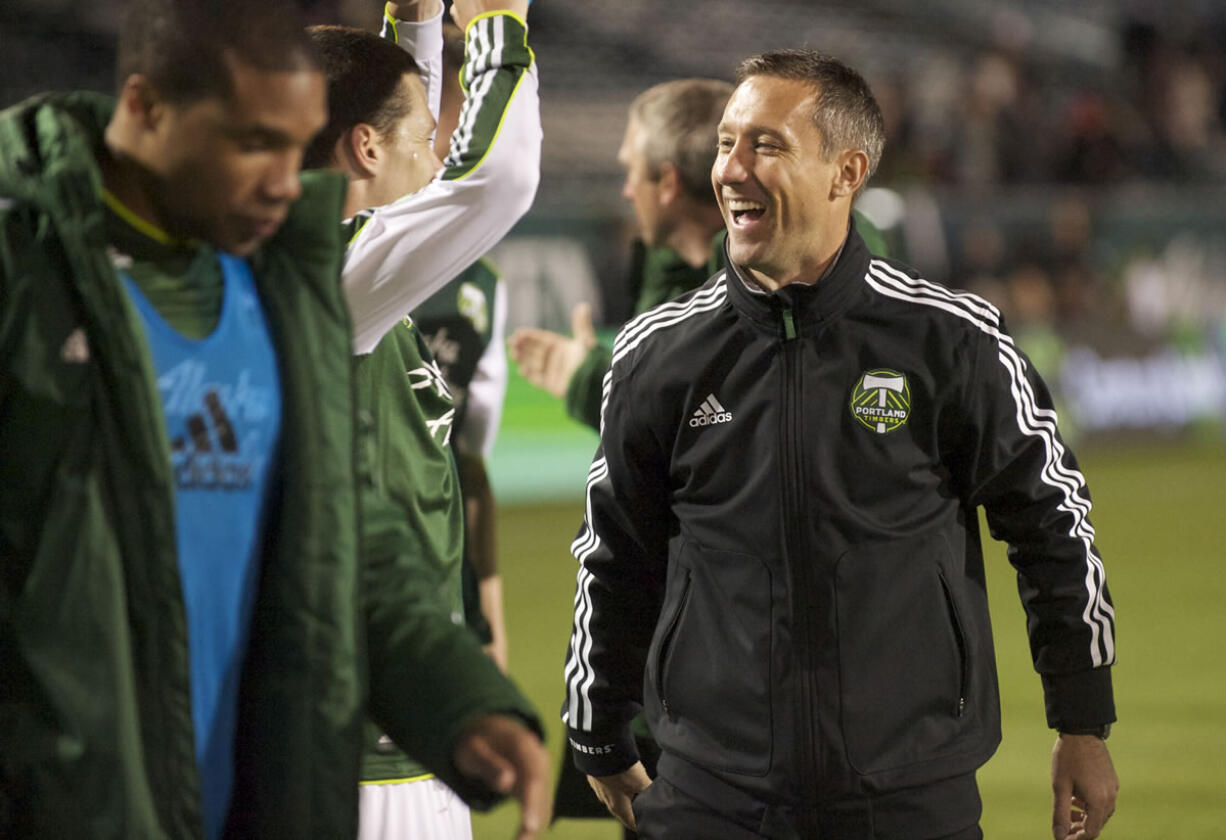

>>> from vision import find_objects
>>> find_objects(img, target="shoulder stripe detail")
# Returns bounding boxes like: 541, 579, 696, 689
870, 258, 1001, 326
864, 260, 1114, 666
604, 276, 727, 427
613, 274, 728, 367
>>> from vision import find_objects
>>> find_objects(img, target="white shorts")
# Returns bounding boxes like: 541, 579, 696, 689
358, 776, 473, 840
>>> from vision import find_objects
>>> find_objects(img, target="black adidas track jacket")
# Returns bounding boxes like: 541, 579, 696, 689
562, 226, 1115, 834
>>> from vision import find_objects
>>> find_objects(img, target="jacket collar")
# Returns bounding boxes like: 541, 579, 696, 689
723, 218, 871, 338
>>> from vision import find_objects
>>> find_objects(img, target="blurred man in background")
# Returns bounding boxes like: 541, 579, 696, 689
305, 0, 540, 836
565, 49, 1117, 840
509, 78, 733, 431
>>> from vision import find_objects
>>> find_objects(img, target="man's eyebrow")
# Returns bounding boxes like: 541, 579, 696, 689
717, 122, 787, 140
227, 123, 296, 145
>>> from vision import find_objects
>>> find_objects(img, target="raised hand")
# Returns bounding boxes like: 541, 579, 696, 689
508, 303, 598, 399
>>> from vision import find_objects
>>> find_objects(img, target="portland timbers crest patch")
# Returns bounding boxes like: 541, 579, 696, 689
849, 369, 912, 434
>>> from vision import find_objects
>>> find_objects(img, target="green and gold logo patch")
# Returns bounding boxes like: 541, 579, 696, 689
849, 369, 911, 434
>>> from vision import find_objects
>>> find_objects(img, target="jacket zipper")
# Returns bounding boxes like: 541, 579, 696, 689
656, 570, 693, 716
779, 304, 820, 832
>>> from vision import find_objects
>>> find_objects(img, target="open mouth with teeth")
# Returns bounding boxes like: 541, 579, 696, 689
727, 198, 767, 226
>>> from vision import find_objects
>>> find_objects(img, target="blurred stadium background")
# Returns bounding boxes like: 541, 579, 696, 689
4, 0, 1224, 836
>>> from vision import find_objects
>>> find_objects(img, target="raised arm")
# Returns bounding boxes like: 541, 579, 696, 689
345, 3, 541, 354
382, 1, 444, 124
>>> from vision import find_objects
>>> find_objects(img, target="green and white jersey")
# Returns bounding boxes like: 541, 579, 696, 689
342, 9, 539, 355
413, 260, 506, 459
343, 8, 538, 785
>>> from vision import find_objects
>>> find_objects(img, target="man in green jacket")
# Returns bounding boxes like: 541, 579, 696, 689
0, 0, 548, 837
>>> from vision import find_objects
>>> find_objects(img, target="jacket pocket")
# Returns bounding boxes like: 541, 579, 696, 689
835, 532, 981, 778
939, 570, 970, 719
644, 542, 773, 777
653, 568, 692, 717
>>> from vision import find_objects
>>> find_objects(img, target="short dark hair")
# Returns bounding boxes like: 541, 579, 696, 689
736, 49, 885, 187
303, 25, 420, 169
116, 0, 318, 104
629, 78, 734, 205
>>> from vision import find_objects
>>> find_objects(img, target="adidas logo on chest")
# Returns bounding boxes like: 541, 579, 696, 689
689, 393, 733, 427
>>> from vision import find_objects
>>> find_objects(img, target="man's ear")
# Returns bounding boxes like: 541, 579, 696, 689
830, 149, 870, 198
657, 161, 682, 206
116, 74, 163, 131
342, 123, 381, 178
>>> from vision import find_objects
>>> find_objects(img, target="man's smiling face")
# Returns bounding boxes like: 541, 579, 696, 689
713, 74, 845, 288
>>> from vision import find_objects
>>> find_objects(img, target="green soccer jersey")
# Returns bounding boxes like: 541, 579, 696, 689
354, 318, 467, 783
413, 260, 504, 457
341, 8, 539, 785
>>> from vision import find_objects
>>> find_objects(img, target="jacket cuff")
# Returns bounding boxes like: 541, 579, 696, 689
567, 725, 639, 778
564, 344, 612, 432
1042, 667, 1116, 730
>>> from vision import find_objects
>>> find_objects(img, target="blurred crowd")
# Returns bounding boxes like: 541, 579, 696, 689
874, 17, 1226, 187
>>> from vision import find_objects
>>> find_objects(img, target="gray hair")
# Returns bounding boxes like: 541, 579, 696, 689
629, 78, 735, 205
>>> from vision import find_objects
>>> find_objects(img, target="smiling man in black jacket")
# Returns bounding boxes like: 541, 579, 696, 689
562, 49, 1118, 840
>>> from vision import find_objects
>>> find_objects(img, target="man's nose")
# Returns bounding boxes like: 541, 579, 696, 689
714, 143, 748, 185
263, 150, 304, 204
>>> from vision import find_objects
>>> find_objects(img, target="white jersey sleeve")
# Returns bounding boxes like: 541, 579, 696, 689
345, 12, 541, 355
455, 278, 508, 459
380, 5, 444, 127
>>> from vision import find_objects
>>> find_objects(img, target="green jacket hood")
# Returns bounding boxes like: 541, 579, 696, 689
0, 92, 113, 218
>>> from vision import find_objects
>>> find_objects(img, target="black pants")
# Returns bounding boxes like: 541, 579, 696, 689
631, 776, 983, 840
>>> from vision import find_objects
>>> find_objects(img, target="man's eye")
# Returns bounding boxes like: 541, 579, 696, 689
717, 138, 733, 150
236, 136, 272, 152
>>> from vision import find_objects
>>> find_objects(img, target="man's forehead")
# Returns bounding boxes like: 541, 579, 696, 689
720, 76, 816, 131
220, 57, 326, 133
618, 117, 646, 158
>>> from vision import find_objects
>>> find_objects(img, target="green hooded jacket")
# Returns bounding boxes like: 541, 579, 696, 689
0, 92, 540, 839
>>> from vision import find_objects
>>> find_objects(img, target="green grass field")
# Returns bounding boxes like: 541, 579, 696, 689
473, 441, 1226, 839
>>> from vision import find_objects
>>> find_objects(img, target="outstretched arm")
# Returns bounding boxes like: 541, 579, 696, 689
508, 302, 598, 402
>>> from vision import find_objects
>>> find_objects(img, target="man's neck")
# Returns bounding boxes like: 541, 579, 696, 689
742, 223, 850, 293
665, 206, 725, 270
100, 124, 170, 240
341, 175, 374, 221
